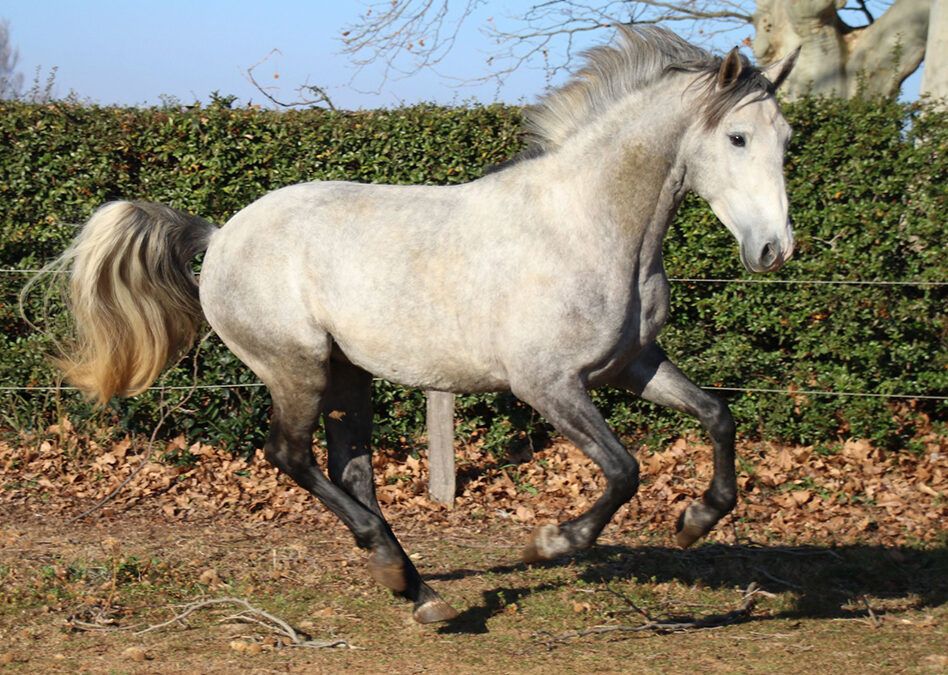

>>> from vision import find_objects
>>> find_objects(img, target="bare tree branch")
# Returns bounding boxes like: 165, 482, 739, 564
845, 0, 929, 95
341, 0, 483, 90
0, 20, 23, 100
840, 0, 882, 25
341, 1, 754, 90
338, 0, 919, 98
245, 49, 336, 110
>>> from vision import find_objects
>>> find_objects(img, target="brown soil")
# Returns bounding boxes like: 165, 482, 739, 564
0, 428, 945, 672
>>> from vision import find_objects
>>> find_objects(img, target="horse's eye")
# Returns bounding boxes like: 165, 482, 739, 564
729, 133, 746, 148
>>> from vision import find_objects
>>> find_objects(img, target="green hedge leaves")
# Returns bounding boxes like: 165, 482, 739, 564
2, 97, 944, 451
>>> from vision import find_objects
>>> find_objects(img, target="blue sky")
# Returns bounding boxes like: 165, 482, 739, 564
4, 1, 552, 108
3, 1, 922, 109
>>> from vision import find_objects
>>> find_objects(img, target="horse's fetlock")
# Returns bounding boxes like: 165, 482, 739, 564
367, 547, 408, 593
523, 523, 574, 562
704, 488, 737, 514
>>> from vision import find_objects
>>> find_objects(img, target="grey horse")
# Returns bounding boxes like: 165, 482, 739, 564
40, 26, 798, 623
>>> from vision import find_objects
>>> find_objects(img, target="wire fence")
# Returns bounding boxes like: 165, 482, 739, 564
667, 277, 947, 287
3, 268, 945, 401
3, 267, 947, 287
0, 383, 945, 401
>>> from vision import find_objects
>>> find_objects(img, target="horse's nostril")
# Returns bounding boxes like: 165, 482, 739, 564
761, 242, 777, 267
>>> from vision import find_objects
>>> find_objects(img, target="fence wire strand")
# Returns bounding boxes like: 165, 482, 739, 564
667, 277, 947, 287
4, 268, 947, 287
0, 383, 944, 400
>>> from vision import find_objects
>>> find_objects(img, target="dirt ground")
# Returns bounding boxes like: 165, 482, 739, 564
1, 430, 946, 673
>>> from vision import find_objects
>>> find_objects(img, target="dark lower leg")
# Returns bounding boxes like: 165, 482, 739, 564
515, 379, 640, 562
324, 362, 382, 515
619, 344, 737, 547
267, 421, 454, 620
319, 362, 456, 621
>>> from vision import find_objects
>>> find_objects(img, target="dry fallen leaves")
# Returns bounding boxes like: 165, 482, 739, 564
0, 424, 945, 547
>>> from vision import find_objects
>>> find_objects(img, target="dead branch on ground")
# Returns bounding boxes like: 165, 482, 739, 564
137, 597, 351, 648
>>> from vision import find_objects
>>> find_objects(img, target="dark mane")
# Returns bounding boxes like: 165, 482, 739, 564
525, 25, 773, 151
670, 53, 776, 129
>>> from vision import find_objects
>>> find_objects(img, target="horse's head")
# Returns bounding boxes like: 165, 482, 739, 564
683, 48, 799, 273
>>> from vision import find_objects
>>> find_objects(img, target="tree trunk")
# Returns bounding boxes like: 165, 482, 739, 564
921, 0, 948, 104
752, 0, 931, 99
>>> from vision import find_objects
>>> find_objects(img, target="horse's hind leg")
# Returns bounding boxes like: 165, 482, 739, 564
322, 358, 457, 624
251, 352, 454, 623
616, 343, 737, 548
261, 364, 387, 552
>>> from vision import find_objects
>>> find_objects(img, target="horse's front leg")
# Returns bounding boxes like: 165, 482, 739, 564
512, 377, 640, 562
614, 343, 737, 548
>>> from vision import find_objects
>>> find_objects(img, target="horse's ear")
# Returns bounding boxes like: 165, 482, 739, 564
717, 47, 743, 89
762, 46, 800, 90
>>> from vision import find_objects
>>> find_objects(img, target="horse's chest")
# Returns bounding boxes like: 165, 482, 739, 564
576, 274, 669, 383
637, 274, 670, 342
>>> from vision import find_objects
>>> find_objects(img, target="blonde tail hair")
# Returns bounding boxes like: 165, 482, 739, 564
35, 201, 217, 403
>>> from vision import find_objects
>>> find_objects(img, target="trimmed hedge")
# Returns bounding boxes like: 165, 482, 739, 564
1, 97, 944, 452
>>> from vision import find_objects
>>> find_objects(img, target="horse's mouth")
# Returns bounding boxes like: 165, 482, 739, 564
740, 242, 788, 274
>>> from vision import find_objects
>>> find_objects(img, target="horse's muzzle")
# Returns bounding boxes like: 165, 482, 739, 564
741, 221, 794, 273
741, 238, 792, 273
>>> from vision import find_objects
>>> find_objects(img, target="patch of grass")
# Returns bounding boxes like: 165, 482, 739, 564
2, 515, 946, 673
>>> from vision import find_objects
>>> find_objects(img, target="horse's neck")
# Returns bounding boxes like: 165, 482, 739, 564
552, 88, 690, 276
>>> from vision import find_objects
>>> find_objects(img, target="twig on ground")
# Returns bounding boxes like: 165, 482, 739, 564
137, 597, 351, 649
861, 596, 883, 628
725, 543, 844, 560
602, 585, 654, 620
65, 602, 138, 633
752, 565, 803, 590
538, 582, 762, 646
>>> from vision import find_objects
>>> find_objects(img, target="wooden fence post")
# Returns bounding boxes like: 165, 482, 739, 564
426, 390, 456, 506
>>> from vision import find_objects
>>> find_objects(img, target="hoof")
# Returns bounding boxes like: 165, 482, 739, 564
522, 523, 572, 563
368, 550, 407, 593
674, 500, 717, 549
413, 599, 459, 624
675, 522, 706, 549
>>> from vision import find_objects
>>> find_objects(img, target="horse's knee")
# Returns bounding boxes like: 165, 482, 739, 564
700, 397, 735, 441
263, 423, 313, 479
329, 453, 375, 499
264, 440, 302, 479
610, 454, 640, 499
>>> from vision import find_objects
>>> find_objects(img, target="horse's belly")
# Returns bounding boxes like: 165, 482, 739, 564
329, 326, 508, 393
333, 343, 508, 393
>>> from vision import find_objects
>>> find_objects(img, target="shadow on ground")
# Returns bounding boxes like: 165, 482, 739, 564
432, 542, 947, 634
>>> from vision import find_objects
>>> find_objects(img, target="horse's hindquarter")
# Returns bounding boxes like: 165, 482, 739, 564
201, 181, 512, 392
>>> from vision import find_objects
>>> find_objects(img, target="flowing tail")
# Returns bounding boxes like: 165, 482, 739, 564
37, 201, 218, 403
